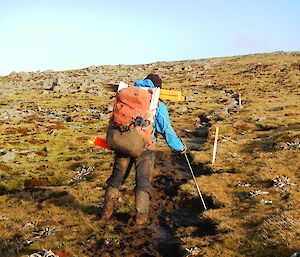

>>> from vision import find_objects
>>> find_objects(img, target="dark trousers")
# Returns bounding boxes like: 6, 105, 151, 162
106, 150, 155, 194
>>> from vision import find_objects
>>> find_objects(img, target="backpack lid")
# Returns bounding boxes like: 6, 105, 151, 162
117, 81, 160, 111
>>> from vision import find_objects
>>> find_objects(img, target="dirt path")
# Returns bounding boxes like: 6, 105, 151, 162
89, 148, 218, 257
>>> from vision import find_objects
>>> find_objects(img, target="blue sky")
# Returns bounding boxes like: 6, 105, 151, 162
0, 0, 299, 75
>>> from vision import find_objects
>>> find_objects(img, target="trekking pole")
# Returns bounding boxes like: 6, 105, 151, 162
184, 153, 207, 211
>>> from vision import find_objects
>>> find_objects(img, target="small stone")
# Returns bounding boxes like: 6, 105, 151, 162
261, 199, 273, 205
2, 150, 16, 163
18, 240, 33, 247
0, 215, 9, 220
236, 182, 252, 187
176, 106, 188, 114
64, 116, 72, 122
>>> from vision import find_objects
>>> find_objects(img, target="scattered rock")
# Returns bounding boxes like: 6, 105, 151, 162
221, 135, 232, 142
0, 108, 31, 121
32, 227, 55, 239
261, 199, 273, 205
0, 215, 9, 220
43, 77, 60, 91
282, 141, 300, 150
244, 190, 269, 199
22, 221, 38, 228
17, 239, 33, 248
9, 71, 18, 77
2, 149, 16, 163
18, 71, 31, 81
185, 246, 201, 255
29, 249, 58, 257
185, 95, 195, 101
64, 115, 72, 122
236, 182, 252, 187
227, 105, 238, 114
272, 176, 296, 192
176, 106, 188, 114
69, 165, 94, 184
104, 238, 120, 246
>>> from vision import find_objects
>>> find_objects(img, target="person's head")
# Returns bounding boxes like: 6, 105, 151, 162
145, 73, 162, 88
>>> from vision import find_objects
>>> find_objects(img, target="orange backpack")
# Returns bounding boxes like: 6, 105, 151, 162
106, 86, 155, 156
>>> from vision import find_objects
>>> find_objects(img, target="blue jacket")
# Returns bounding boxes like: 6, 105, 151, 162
134, 79, 184, 151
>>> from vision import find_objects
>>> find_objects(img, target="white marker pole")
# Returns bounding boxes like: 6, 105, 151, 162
212, 127, 219, 166
239, 92, 242, 107
184, 153, 207, 210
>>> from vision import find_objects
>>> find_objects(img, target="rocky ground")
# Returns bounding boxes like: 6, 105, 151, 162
0, 52, 299, 257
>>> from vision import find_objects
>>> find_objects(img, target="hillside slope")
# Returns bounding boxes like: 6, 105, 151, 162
0, 52, 299, 257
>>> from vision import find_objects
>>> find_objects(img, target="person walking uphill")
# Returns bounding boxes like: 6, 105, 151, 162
102, 73, 186, 225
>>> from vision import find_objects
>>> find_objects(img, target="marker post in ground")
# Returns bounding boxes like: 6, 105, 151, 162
212, 127, 219, 166
239, 92, 242, 107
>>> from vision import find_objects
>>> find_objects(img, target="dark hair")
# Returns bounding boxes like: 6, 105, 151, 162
145, 73, 162, 88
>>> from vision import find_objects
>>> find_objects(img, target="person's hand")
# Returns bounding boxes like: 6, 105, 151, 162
180, 144, 187, 154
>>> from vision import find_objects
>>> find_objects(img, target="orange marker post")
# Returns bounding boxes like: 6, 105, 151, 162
212, 127, 219, 166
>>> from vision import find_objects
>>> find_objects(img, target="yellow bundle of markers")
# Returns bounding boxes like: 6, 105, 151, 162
159, 89, 185, 101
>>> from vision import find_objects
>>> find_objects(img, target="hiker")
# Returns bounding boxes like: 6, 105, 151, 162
102, 73, 186, 225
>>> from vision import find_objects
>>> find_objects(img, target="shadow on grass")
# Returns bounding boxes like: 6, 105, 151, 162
0, 234, 38, 257
239, 226, 300, 257
243, 124, 300, 153
5, 187, 102, 217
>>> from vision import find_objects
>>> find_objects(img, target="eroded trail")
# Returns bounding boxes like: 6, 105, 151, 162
90, 150, 217, 257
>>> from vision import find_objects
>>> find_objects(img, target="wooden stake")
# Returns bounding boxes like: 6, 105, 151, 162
212, 127, 219, 166
239, 92, 242, 107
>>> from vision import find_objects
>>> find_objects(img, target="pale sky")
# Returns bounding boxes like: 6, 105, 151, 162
1, 0, 299, 75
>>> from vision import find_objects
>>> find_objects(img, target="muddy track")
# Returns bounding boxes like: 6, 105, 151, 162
89, 149, 219, 257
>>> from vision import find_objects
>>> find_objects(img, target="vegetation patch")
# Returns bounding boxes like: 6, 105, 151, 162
0, 52, 299, 256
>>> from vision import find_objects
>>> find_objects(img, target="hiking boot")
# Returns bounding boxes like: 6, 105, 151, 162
135, 190, 150, 225
101, 186, 119, 221
136, 212, 149, 226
